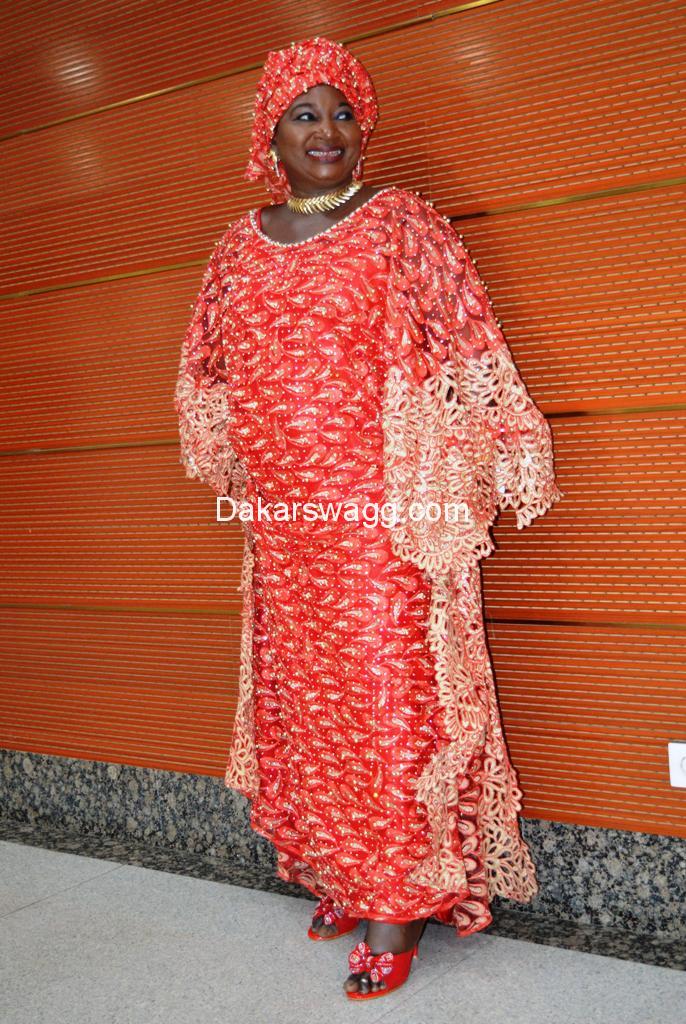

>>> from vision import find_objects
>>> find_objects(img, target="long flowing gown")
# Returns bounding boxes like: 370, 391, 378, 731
175, 185, 561, 937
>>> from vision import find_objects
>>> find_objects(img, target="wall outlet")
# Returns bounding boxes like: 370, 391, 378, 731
668, 742, 686, 788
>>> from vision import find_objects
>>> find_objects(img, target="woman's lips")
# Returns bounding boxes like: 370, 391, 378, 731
306, 148, 344, 163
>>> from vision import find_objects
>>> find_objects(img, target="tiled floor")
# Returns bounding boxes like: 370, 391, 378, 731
1, 840, 685, 1024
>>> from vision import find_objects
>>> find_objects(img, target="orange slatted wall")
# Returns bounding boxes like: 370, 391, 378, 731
1, 0, 684, 838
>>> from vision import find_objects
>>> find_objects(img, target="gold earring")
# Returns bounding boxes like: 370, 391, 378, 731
269, 147, 279, 167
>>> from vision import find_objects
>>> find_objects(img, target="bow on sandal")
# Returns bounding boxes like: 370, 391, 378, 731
346, 939, 419, 1001
307, 895, 360, 941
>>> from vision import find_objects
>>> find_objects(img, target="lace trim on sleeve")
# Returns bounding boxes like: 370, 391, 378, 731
382, 192, 563, 576
378, 191, 556, 910
173, 242, 246, 499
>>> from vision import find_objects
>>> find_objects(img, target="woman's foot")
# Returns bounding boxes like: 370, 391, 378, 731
309, 909, 339, 939
308, 896, 360, 940
343, 919, 426, 995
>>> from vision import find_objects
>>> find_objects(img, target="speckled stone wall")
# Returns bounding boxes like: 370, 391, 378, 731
2, 748, 685, 947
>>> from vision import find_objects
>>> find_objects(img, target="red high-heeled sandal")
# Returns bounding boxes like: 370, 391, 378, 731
307, 895, 361, 941
345, 939, 419, 1000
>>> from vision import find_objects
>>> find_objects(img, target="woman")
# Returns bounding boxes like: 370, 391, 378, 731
174, 36, 562, 1001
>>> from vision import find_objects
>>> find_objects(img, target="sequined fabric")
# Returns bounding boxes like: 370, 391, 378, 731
174, 186, 562, 935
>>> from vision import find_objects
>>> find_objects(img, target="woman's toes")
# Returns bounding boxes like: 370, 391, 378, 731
343, 971, 386, 995
357, 972, 371, 994
343, 971, 366, 993
311, 915, 336, 937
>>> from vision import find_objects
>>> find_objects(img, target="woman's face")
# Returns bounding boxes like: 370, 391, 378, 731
271, 83, 362, 196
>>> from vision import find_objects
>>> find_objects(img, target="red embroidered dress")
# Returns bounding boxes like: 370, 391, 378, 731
174, 186, 562, 935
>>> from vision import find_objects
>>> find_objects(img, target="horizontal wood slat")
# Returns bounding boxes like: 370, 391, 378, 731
485, 410, 686, 624
0, 0, 437, 135
3, 1, 685, 293
0, 449, 244, 610
3, 614, 685, 836
2, 185, 685, 454
1, 410, 684, 621
489, 622, 686, 836
0, 608, 240, 775
0, 265, 207, 451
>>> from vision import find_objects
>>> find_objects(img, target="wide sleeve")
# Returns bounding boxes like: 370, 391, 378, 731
382, 192, 563, 577
173, 242, 245, 498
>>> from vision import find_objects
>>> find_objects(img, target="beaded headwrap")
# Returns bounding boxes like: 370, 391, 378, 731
244, 35, 379, 203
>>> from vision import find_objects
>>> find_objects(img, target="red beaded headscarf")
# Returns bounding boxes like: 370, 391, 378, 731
244, 35, 379, 203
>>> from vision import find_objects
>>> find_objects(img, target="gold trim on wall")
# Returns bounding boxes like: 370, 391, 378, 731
1, 399, 685, 463
0, 1, 505, 142
2, 175, 684, 303
0, 600, 240, 617
0, 601, 683, 631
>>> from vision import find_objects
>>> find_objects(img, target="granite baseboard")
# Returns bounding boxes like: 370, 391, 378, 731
2, 747, 685, 967
1, 817, 683, 973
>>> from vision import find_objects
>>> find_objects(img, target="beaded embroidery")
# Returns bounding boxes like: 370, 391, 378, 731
174, 185, 562, 936
348, 941, 394, 982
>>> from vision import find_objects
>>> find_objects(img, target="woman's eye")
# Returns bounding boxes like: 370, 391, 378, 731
295, 110, 353, 120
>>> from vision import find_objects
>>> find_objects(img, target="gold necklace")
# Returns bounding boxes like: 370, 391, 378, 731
286, 180, 364, 214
